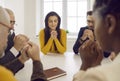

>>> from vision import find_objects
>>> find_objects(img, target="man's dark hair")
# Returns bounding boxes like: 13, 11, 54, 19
87, 11, 93, 16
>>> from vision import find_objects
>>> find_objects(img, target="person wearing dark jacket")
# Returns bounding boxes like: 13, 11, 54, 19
0, 6, 47, 81
0, 8, 29, 74
73, 11, 94, 54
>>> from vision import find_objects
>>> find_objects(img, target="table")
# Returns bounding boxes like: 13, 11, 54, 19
15, 52, 82, 81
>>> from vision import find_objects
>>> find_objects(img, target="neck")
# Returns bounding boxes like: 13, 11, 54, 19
113, 38, 120, 54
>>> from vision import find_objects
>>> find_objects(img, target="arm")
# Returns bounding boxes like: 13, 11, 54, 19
79, 40, 103, 70
26, 41, 47, 81
3, 45, 30, 74
1, 34, 29, 65
4, 58, 24, 74
73, 28, 85, 54
31, 61, 47, 81
39, 29, 54, 54
54, 29, 66, 54
0, 51, 16, 65
0, 34, 30, 74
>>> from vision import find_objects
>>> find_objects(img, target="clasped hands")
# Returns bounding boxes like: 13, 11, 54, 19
80, 29, 94, 44
79, 29, 103, 70
50, 30, 58, 39
13, 34, 40, 63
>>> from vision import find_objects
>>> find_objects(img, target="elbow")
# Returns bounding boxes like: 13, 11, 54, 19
59, 48, 66, 54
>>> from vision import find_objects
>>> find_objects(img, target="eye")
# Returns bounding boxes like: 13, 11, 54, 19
54, 20, 58, 23
10, 21, 16, 25
48, 20, 52, 23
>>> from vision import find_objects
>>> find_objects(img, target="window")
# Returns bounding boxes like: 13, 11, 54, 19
36, 0, 88, 36
43, 0, 63, 28
67, 0, 87, 34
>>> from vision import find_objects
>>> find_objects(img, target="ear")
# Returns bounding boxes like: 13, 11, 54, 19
105, 14, 116, 34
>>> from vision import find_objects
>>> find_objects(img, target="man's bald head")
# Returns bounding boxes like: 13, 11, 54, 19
0, 6, 11, 57
5, 8, 15, 29
0, 7, 10, 27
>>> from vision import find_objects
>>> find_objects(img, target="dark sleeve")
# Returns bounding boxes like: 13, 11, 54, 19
31, 61, 48, 81
4, 58, 24, 74
0, 51, 16, 65
5, 32, 15, 52
73, 28, 84, 54
103, 51, 111, 58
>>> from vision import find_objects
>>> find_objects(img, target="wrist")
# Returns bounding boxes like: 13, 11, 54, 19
14, 45, 21, 51
80, 37, 89, 44
80, 63, 91, 71
32, 57, 40, 61
18, 56, 26, 64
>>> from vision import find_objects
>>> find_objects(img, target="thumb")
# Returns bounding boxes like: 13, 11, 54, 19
28, 41, 34, 47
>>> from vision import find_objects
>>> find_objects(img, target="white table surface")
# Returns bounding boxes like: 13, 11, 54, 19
15, 52, 81, 81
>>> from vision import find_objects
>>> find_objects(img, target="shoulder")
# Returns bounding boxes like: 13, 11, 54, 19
39, 29, 45, 38
60, 29, 67, 36
60, 29, 66, 34
80, 26, 88, 30
39, 28, 45, 35
74, 67, 106, 81
84, 63, 119, 81
40, 28, 44, 32
0, 66, 16, 81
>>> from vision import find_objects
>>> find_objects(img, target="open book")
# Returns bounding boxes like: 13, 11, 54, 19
43, 67, 67, 80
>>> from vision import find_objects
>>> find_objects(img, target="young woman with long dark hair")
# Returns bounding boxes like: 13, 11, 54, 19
39, 11, 66, 54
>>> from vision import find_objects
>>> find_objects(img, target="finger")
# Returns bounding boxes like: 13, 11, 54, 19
27, 41, 34, 47
21, 44, 29, 53
81, 39, 93, 49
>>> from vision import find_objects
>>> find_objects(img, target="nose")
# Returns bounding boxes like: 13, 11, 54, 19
90, 23, 93, 27
52, 21, 55, 25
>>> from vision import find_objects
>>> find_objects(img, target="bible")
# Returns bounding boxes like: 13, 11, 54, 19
44, 67, 67, 80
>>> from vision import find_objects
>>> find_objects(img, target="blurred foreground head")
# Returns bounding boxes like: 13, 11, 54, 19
93, 0, 120, 54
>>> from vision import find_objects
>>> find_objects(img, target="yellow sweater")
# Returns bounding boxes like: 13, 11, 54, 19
39, 29, 66, 54
0, 66, 17, 81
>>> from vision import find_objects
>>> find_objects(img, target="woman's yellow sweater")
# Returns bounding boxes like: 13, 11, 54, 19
39, 29, 67, 54
0, 66, 17, 81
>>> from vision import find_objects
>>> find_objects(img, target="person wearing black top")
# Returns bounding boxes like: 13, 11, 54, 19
73, 11, 113, 58
73, 11, 94, 54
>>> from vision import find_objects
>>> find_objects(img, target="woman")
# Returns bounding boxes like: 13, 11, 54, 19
39, 11, 66, 54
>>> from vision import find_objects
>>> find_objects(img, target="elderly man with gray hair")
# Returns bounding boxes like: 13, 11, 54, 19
0, 6, 17, 81
0, 6, 47, 81
0, 8, 31, 74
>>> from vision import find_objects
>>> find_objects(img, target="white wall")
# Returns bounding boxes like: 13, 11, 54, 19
3, 0, 38, 43
89, 0, 95, 10
3, 0, 25, 34
24, 0, 36, 41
